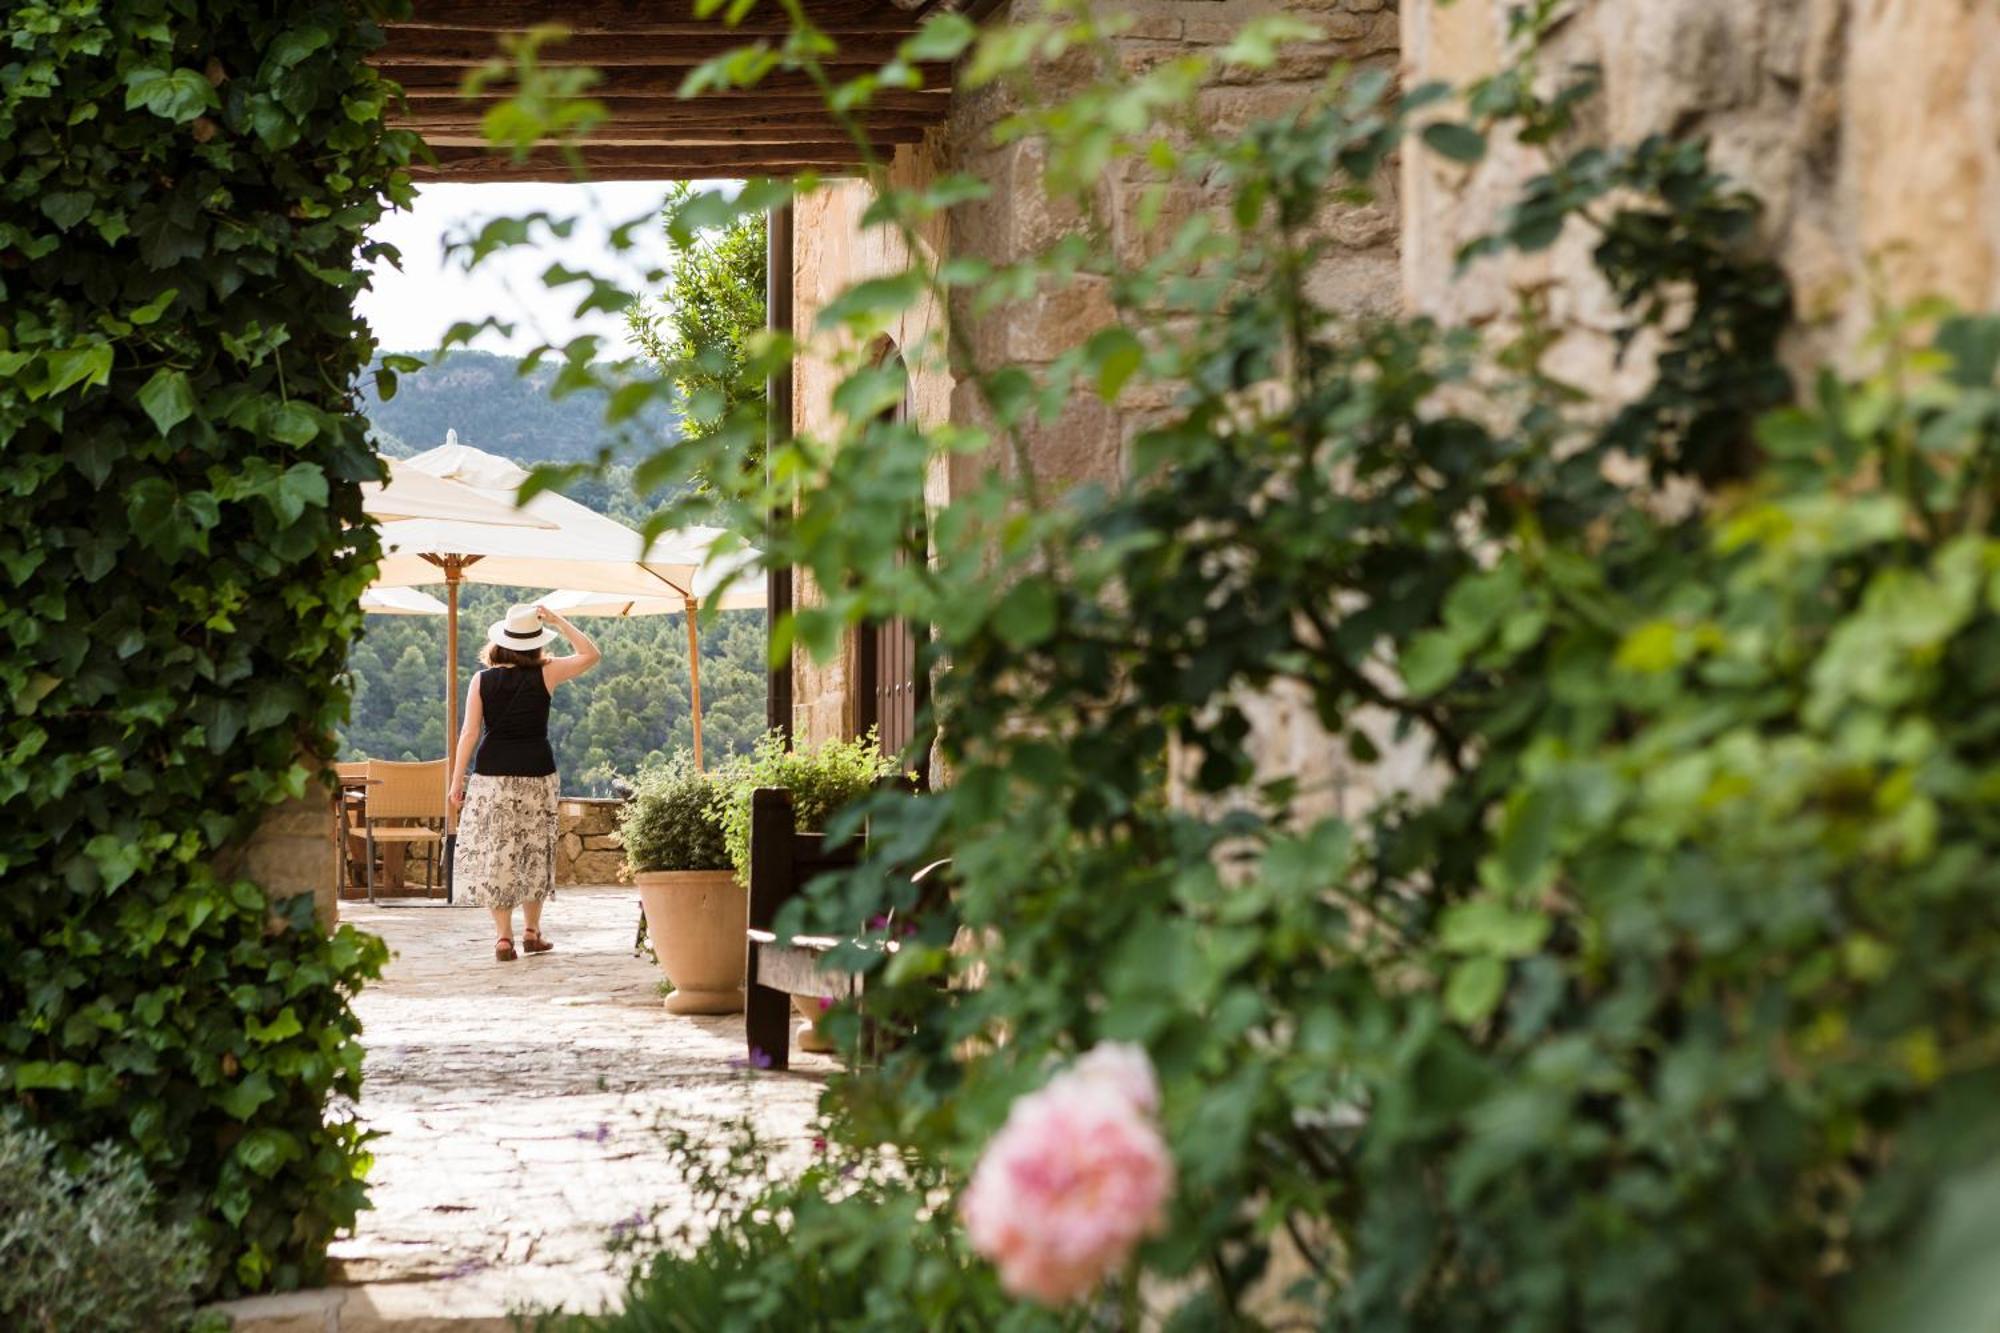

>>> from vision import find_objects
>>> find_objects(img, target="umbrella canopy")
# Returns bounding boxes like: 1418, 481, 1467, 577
363, 457, 556, 528
539, 543, 765, 616
371, 438, 715, 598
361, 586, 450, 616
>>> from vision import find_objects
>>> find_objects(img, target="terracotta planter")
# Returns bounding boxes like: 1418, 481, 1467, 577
792, 994, 837, 1054
634, 870, 746, 1015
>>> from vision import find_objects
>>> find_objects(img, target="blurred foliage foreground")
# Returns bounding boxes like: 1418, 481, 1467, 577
485, 3, 2000, 1327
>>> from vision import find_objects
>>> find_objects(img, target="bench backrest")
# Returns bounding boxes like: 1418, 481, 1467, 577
747, 787, 860, 934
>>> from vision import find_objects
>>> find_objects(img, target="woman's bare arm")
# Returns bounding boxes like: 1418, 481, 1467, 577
538, 605, 601, 688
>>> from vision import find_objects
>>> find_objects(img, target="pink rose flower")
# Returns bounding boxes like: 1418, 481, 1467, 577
961, 1044, 1173, 1306
1070, 1041, 1160, 1116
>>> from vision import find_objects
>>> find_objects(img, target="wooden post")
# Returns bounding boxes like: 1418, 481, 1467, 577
685, 595, 704, 771
766, 200, 795, 748
444, 561, 461, 830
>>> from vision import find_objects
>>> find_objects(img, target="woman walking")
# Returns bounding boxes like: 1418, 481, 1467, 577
449, 603, 601, 961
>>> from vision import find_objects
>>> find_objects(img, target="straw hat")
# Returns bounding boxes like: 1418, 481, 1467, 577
487, 603, 555, 651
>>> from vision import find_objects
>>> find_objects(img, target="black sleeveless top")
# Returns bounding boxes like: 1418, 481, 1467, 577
473, 666, 556, 777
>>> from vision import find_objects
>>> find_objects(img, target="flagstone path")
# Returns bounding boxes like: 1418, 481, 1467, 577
217, 885, 833, 1331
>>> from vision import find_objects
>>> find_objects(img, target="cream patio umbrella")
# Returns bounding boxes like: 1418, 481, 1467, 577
363, 457, 557, 528
369, 434, 754, 776
538, 540, 764, 770
360, 585, 451, 616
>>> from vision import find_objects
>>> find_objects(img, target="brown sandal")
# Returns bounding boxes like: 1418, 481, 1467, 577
522, 928, 554, 955
495, 936, 517, 962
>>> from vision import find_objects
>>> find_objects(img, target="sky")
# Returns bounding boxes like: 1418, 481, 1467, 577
357, 181, 733, 359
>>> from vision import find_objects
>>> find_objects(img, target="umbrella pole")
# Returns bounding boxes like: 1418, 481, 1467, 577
444, 563, 461, 901
685, 596, 704, 772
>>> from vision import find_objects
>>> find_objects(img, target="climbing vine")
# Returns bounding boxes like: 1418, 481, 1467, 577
0, 0, 412, 1298
486, 2, 2000, 1324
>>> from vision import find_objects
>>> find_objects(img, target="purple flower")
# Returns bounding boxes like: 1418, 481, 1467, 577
729, 1047, 773, 1071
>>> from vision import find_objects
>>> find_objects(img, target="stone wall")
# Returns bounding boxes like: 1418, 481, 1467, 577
230, 791, 340, 929
1401, 0, 2000, 376
788, 0, 1403, 753
790, 135, 956, 747
556, 797, 627, 886
946, 0, 1401, 491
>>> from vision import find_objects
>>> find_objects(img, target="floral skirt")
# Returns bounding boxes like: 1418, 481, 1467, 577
456, 773, 559, 910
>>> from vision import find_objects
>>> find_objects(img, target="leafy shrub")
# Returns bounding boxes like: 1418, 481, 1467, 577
0, 0, 409, 1297
431, 5, 2000, 1328
0, 1116, 221, 1332
620, 751, 730, 873
544, 1118, 1053, 1333
714, 731, 895, 881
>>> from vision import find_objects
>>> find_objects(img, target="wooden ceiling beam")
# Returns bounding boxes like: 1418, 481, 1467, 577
376, 30, 914, 67
390, 0, 923, 37
415, 143, 869, 173
408, 159, 865, 183
381, 64, 948, 99
390, 100, 941, 132
412, 127, 925, 148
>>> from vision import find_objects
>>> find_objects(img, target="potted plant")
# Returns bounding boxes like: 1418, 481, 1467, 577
715, 731, 896, 1051
620, 753, 743, 1015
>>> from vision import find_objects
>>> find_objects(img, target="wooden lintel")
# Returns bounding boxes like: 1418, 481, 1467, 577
409, 161, 864, 182
410, 127, 923, 148
377, 29, 914, 67
380, 64, 950, 99
391, 95, 944, 124
392, 0, 923, 36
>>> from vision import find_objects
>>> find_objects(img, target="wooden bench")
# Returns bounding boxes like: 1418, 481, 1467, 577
743, 786, 947, 1071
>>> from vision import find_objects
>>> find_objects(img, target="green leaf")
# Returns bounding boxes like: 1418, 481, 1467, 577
1494, 786, 1560, 891
1422, 121, 1487, 164
1444, 956, 1507, 1025
267, 401, 320, 446
246, 1008, 304, 1044
137, 369, 196, 436
1400, 630, 1464, 697
217, 1071, 276, 1121
129, 288, 179, 325
31, 344, 113, 400
1087, 327, 1144, 402
9, 1061, 84, 1091
1440, 899, 1551, 958
990, 580, 1058, 648
900, 12, 976, 62
40, 191, 94, 231
123, 66, 219, 123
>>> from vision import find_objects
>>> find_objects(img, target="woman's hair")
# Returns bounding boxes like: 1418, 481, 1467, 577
480, 644, 547, 669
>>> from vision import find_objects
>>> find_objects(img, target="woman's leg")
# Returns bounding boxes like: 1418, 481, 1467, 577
522, 899, 543, 936
490, 906, 513, 941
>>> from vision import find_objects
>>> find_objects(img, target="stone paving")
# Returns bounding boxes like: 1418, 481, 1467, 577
308, 885, 833, 1324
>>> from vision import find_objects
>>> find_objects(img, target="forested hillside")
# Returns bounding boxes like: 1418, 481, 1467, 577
344, 354, 761, 794
361, 348, 679, 464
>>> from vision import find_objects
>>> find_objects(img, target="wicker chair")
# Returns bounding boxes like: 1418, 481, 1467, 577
362, 759, 447, 903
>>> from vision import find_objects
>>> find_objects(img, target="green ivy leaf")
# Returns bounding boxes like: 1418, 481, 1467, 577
9, 1061, 84, 1091
217, 1071, 276, 1121
123, 66, 219, 123
268, 401, 320, 445
137, 368, 195, 435
40, 191, 93, 231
